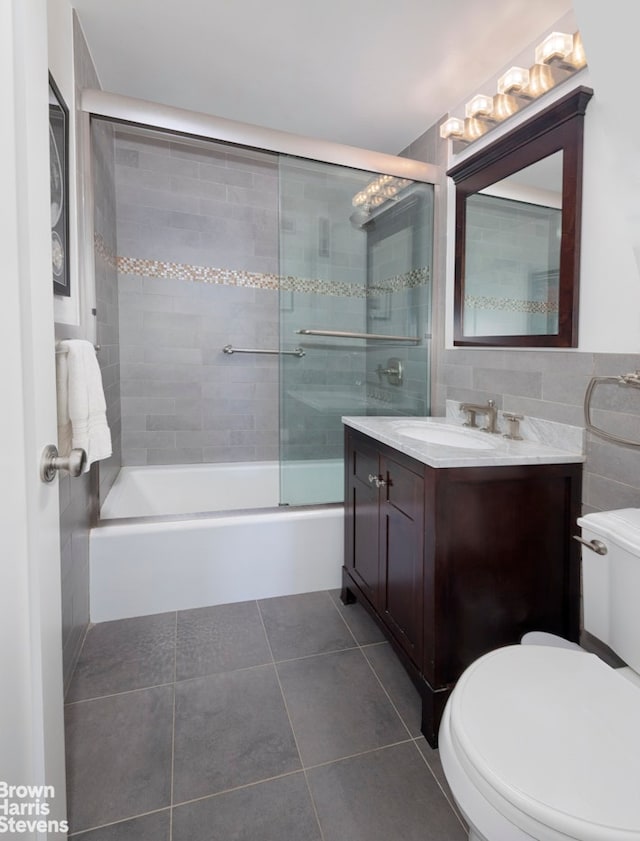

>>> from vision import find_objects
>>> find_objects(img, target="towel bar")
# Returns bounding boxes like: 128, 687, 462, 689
56, 341, 101, 353
223, 344, 305, 358
296, 328, 420, 343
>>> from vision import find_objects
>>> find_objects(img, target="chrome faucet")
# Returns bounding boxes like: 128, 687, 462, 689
460, 399, 499, 434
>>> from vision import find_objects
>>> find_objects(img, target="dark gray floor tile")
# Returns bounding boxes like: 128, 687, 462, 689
66, 613, 176, 701
258, 591, 356, 660
69, 810, 170, 840
176, 600, 271, 681
172, 772, 322, 841
173, 665, 300, 803
415, 736, 468, 829
363, 642, 422, 736
277, 648, 408, 767
328, 589, 387, 645
307, 742, 467, 841
65, 686, 173, 833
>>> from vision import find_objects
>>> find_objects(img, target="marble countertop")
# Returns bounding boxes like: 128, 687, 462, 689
342, 414, 585, 469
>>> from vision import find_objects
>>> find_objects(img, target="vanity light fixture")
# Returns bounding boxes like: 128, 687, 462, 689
442, 30, 587, 146
352, 174, 412, 210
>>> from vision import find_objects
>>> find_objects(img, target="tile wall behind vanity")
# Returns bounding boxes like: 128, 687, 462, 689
403, 123, 640, 516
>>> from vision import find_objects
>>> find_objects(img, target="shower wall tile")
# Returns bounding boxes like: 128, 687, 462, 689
115, 130, 281, 466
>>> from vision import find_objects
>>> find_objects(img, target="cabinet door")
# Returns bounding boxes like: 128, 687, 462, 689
379, 455, 424, 666
347, 439, 381, 606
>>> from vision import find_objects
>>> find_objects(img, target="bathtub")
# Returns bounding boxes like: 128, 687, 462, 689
90, 461, 344, 622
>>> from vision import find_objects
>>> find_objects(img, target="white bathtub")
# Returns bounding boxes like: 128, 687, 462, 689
90, 461, 344, 621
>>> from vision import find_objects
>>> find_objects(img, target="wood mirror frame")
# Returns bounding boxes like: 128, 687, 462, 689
449, 85, 593, 347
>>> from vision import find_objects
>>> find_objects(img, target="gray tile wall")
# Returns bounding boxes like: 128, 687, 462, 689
114, 132, 280, 465
402, 122, 640, 516
434, 349, 640, 513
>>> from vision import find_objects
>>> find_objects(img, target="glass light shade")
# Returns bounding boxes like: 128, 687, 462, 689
527, 63, 556, 98
497, 67, 530, 95
465, 94, 494, 119
440, 117, 466, 139
535, 32, 574, 65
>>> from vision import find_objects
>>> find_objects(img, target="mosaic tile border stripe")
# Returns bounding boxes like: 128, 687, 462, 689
96, 236, 429, 298
465, 295, 558, 314
94, 233, 117, 269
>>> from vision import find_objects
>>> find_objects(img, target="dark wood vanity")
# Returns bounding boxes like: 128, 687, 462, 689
341, 426, 582, 747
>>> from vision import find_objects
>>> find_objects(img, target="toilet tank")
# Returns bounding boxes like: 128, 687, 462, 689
578, 508, 640, 674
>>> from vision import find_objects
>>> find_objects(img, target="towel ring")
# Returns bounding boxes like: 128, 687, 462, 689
584, 372, 640, 448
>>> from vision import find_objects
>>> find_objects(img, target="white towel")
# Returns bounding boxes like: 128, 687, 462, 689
56, 339, 112, 472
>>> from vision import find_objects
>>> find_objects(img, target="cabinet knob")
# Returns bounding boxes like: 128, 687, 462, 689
368, 473, 377, 484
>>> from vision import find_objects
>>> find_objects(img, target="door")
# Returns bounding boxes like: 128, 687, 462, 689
1, 0, 67, 835
379, 454, 425, 666
346, 435, 381, 606
278, 157, 433, 507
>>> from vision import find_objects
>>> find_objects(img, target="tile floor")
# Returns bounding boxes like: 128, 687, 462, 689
64, 590, 467, 840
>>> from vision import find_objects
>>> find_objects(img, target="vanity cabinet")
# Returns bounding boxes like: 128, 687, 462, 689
342, 427, 582, 747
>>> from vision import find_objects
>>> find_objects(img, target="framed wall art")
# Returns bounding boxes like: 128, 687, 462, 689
49, 73, 70, 297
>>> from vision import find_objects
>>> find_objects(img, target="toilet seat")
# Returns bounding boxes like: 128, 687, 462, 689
447, 645, 640, 841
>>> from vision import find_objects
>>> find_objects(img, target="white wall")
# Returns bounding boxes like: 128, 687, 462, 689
443, 11, 640, 353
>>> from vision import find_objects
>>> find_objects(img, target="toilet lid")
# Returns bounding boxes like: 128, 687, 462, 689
450, 645, 640, 841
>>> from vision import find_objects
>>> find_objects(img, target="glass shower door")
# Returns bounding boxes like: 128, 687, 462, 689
278, 155, 433, 506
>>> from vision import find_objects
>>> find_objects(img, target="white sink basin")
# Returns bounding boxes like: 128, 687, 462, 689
393, 424, 496, 450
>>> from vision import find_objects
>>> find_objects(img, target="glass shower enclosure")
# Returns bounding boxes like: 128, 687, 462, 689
278, 156, 433, 506
83, 88, 434, 512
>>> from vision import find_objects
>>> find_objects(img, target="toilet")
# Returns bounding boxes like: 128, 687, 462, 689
439, 508, 640, 841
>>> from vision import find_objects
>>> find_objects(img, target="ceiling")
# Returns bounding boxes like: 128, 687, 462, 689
71, 0, 573, 155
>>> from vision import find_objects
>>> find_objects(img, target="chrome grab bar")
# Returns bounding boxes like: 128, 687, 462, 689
296, 329, 420, 343
223, 344, 305, 358
572, 535, 608, 555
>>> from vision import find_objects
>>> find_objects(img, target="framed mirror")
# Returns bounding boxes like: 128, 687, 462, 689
449, 86, 593, 347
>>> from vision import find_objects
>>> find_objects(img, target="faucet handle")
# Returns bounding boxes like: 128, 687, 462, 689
503, 412, 524, 440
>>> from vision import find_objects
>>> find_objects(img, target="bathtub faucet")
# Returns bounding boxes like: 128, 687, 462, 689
460, 399, 498, 434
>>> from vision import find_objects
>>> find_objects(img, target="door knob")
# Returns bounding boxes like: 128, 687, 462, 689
40, 445, 87, 483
